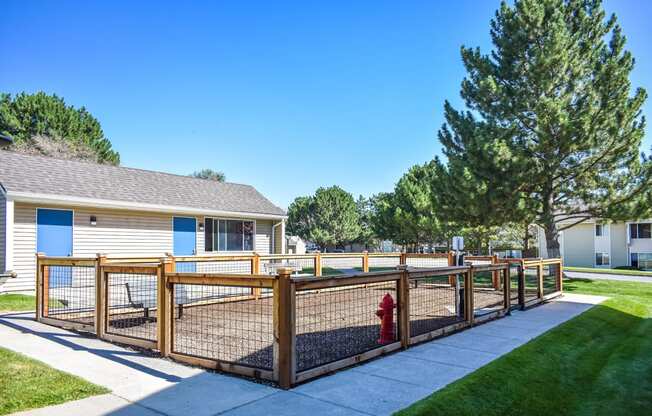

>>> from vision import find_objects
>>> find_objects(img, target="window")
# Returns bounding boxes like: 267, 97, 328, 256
631, 253, 652, 270
595, 252, 610, 266
630, 223, 651, 239
595, 224, 603, 237
204, 218, 255, 252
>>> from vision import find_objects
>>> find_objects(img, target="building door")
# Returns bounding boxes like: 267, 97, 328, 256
37, 208, 73, 287
173, 217, 196, 272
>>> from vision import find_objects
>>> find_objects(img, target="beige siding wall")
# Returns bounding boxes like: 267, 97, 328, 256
256, 220, 272, 254
0, 193, 5, 272
3, 204, 277, 293
73, 207, 173, 257
610, 223, 628, 267
4, 203, 37, 293
562, 223, 595, 267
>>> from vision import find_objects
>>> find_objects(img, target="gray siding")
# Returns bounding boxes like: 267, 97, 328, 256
0, 193, 5, 272
610, 223, 628, 267
3, 204, 276, 293
562, 223, 595, 267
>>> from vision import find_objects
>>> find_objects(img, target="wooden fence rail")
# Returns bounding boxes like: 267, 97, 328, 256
35, 252, 563, 389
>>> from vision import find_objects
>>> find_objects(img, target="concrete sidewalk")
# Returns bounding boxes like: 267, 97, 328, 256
1, 293, 606, 416
565, 270, 652, 283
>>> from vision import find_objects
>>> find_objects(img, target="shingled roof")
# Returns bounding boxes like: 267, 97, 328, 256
0, 151, 285, 217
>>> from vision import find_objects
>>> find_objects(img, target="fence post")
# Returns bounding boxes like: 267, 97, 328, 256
502, 266, 510, 312
397, 265, 410, 348
447, 251, 456, 286
400, 252, 407, 266
466, 267, 474, 325
491, 254, 500, 290
558, 259, 564, 293
157, 258, 173, 356
518, 261, 525, 309
95, 253, 107, 337
314, 252, 322, 277
537, 262, 544, 300
252, 253, 262, 299
274, 267, 295, 389
362, 251, 369, 273
42, 261, 50, 318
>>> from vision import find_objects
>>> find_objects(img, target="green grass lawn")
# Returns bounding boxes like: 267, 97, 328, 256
396, 278, 652, 416
565, 266, 652, 277
300, 267, 343, 276
0, 347, 108, 415
0, 294, 36, 312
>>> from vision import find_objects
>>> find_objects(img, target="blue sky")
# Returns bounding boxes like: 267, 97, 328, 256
2, 1, 651, 209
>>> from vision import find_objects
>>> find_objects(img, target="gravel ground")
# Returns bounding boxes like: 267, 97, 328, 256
49, 283, 513, 374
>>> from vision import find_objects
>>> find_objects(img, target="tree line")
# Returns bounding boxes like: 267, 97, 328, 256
289, 0, 652, 256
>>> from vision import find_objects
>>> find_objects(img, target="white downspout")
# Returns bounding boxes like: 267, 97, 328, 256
5, 198, 14, 272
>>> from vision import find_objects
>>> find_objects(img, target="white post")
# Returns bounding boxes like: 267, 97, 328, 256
5, 198, 14, 271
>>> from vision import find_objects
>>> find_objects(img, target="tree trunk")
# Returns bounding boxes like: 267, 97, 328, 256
544, 222, 561, 259
523, 223, 530, 253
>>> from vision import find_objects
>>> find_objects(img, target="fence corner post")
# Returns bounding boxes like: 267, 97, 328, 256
503, 266, 510, 313
397, 265, 410, 349
518, 260, 525, 309
466, 267, 474, 325
491, 254, 500, 290
252, 252, 262, 299
274, 267, 295, 389
362, 251, 369, 273
537, 262, 544, 301
95, 253, 107, 337
314, 252, 322, 277
558, 259, 564, 293
399, 251, 407, 266
158, 257, 173, 356
447, 251, 456, 286
35, 253, 45, 320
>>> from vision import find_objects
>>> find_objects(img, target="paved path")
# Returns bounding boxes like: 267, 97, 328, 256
565, 270, 652, 283
1, 293, 606, 416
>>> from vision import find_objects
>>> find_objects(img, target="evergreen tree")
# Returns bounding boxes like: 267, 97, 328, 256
437, 0, 652, 256
0, 92, 119, 164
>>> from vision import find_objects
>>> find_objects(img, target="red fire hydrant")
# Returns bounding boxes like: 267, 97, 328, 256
376, 293, 395, 344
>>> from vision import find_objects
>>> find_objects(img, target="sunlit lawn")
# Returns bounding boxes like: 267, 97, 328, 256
0, 347, 108, 415
396, 278, 652, 416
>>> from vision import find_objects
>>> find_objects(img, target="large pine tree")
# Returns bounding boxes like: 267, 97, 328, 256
437, 0, 652, 256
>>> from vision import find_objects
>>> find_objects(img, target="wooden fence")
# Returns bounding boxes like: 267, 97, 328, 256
35, 252, 563, 388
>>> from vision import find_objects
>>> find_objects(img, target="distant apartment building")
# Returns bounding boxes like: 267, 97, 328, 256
537, 219, 652, 270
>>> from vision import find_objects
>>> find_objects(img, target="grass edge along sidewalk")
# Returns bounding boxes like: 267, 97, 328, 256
395, 278, 652, 416
0, 294, 36, 313
565, 266, 652, 277
0, 347, 108, 415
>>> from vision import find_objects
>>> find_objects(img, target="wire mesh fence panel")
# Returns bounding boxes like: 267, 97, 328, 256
368, 256, 401, 271
406, 256, 449, 268
524, 266, 540, 302
193, 260, 252, 274
466, 258, 493, 266
473, 270, 505, 316
542, 264, 560, 295
46, 266, 96, 327
295, 280, 398, 372
260, 258, 315, 276
171, 284, 274, 370
409, 273, 465, 337
105, 272, 158, 342
321, 256, 364, 271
